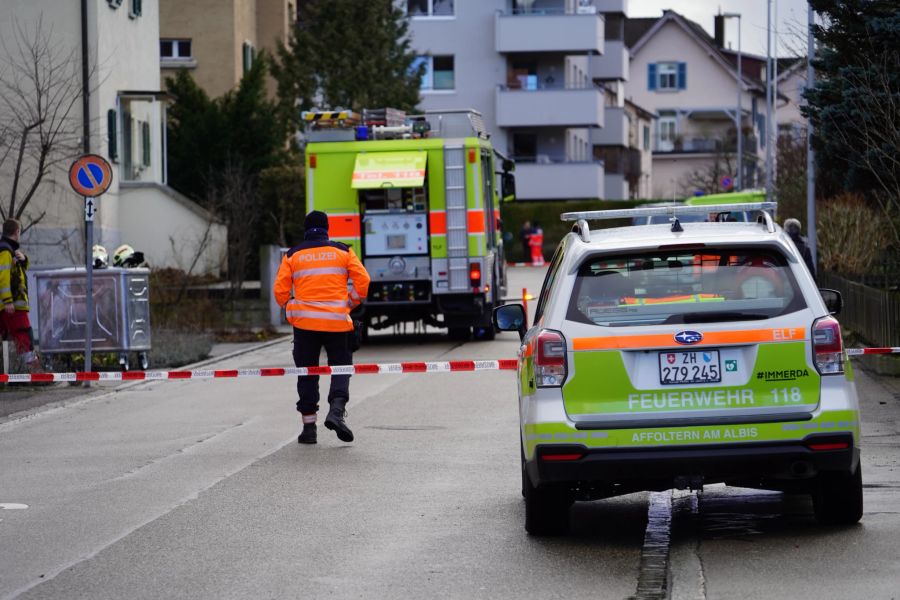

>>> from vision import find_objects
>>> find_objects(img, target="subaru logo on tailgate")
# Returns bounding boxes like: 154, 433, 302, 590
674, 330, 703, 345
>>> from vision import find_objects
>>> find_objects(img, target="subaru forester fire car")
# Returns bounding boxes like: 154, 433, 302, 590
494, 203, 862, 536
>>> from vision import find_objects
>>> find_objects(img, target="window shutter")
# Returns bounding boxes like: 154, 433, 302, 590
647, 63, 657, 91
677, 62, 686, 90
141, 122, 151, 166
107, 109, 118, 161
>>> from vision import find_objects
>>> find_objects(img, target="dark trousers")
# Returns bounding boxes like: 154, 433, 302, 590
292, 327, 352, 415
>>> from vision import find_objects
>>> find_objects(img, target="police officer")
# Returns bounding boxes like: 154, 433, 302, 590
274, 211, 371, 444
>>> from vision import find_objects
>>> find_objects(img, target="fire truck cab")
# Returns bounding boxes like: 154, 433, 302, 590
303, 108, 515, 339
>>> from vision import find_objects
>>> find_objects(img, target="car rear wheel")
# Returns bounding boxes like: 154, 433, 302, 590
523, 469, 572, 536
812, 464, 863, 526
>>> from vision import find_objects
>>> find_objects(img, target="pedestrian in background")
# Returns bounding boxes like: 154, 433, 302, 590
519, 220, 532, 263
783, 218, 816, 280
0, 219, 41, 372
529, 221, 545, 266
274, 210, 371, 445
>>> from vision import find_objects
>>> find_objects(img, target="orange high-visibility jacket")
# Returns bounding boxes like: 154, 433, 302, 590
274, 236, 371, 332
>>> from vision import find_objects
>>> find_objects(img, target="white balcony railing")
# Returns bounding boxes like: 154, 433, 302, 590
512, 160, 605, 200
496, 86, 605, 128
495, 10, 604, 54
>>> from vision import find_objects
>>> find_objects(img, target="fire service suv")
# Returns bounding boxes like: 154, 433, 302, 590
302, 108, 516, 340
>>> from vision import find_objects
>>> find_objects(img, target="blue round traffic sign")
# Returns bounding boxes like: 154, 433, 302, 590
69, 154, 112, 197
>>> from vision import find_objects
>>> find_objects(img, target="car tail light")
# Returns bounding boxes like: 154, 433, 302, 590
541, 453, 584, 462
808, 441, 850, 451
469, 262, 481, 288
535, 329, 567, 387
309, 154, 317, 168
813, 315, 844, 375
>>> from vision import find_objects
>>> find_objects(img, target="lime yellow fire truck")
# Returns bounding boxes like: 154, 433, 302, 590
302, 108, 515, 339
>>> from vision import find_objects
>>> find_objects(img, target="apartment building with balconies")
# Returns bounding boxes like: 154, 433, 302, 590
406, 0, 654, 201
624, 10, 772, 198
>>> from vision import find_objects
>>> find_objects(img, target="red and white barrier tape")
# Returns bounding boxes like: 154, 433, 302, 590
846, 347, 900, 356
0, 359, 519, 384
3, 349, 897, 384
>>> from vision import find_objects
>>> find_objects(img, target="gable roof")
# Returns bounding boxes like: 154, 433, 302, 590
628, 10, 765, 94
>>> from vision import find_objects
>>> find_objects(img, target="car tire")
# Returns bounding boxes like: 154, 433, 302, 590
473, 325, 496, 341
448, 326, 471, 341
812, 464, 863, 526
523, 470, 572, 536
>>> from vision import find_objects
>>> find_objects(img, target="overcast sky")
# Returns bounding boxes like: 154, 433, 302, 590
628, 0, 812, 57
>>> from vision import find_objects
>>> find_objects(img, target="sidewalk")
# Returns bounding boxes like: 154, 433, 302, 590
0, 337, 290, 422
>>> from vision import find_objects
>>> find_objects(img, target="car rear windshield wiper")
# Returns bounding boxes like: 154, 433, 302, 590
680, 311, 769, 323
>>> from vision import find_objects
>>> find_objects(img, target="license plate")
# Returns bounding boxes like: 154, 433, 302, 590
658, 350, 721, 385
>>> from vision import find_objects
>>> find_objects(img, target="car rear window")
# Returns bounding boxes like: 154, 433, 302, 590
567, 247, 806, 327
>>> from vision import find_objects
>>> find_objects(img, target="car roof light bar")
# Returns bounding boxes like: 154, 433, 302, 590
561, 202, 778, 238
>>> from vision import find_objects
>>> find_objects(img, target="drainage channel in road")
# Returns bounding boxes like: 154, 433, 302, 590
630, 486, 794, 600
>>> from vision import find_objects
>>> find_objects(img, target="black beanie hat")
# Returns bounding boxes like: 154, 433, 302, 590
304, 210, 329, 231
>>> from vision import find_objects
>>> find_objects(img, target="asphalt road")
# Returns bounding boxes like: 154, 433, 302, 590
1, 266, 899, 599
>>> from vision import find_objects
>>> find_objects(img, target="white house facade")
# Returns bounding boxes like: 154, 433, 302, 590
0, 0, 226, 274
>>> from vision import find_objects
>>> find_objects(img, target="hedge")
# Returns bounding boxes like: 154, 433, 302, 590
500, 199, 669, 263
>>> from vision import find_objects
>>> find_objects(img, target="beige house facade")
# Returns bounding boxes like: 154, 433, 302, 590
0, 0, 227, 274
159, 0, 295, 98
625, 10, 770, 198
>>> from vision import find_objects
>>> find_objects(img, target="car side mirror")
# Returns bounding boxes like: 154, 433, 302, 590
493, 304, 527, 340
819, 288, 842, 315
501, 172, 516, 202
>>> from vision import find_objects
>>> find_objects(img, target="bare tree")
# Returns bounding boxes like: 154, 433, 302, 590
0, 17, 84, 228
822, 48, 900, 248
207, 161, 260, 297
679, 142, 739, 197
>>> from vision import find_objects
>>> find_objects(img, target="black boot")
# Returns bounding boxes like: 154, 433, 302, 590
324, 397, 354, 442
298, 423, 317, 444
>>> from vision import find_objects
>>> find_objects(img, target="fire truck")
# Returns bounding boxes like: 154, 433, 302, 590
302, 108, 516, 340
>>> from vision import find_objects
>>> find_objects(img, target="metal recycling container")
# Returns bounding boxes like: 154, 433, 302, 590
32, 267, 151, 354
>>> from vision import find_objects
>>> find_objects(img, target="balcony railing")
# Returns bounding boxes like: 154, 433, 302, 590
496, 85, 604, 127
495, 9, 604, 53
509, 158, 605, 200
590, 40, 628, 80
591, 106, 627, 146
654, 135, 760, 155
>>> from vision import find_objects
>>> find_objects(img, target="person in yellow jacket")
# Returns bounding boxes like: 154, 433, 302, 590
274, 210, 371, 445
0, 219, 40, 371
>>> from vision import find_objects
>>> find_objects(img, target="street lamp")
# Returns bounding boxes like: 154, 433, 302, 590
721, 12, 742, 190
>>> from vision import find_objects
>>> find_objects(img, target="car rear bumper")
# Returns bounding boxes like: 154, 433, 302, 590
527, 432, 858, 489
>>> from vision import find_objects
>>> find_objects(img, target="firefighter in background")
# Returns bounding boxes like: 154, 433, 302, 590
528, 221, 545, 266
0, 219, 41, 372
274, 210, 371, 445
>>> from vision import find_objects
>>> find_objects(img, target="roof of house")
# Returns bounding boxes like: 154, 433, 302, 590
628, 10, 768, 93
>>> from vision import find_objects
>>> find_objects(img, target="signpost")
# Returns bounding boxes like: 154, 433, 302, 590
720, 175, 734, 190
68, 153, 112, 377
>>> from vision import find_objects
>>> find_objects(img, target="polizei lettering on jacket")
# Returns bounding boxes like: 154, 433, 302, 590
298, 251, 337, 262
627, 388, 755, 410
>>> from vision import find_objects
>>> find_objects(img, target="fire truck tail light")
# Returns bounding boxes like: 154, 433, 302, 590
469, 263, 481, 288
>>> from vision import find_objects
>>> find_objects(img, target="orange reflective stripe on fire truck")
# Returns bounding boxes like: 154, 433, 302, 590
428, 210, 487, 235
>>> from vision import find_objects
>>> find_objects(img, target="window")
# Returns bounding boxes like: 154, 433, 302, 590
107, 109, 118, 161
643, 124, 650, 151
658, 115, 677, 152
129, 0, 142, 18
243, 41, 256, 74
648, 62, 686, 91
566, 248, 805, 327
413, 55, 454, 91
407, 0, 454, 17
160, 39, 192, 60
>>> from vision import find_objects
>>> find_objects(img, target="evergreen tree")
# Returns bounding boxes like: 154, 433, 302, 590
804, 0, 900, 199
165, 56, 290, 283
272, 0, 423, 128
